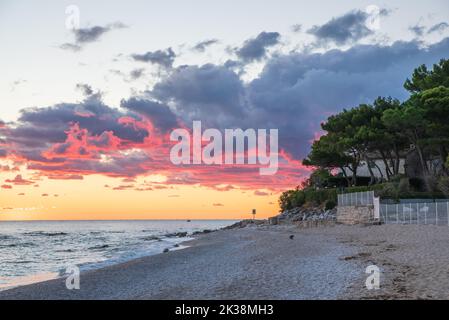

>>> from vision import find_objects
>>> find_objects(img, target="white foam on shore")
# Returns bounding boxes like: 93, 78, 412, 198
0, 237, 193, 292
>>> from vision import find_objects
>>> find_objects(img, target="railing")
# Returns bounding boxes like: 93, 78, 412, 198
380, 201, 449, 226
338, 191, 375, 207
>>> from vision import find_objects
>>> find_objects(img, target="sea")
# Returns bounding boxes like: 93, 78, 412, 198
0, 220, 237, 290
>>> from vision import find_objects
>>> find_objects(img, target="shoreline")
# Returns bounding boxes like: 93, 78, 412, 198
0, 241, 193, 293
0, 220, 235, 293
2, 223, 449, 299
0, 224, 359, 299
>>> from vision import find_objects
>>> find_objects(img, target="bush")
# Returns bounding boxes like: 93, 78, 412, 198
398, 178, 410, 194
437, 177, 449, 197
325, 199, 336, 210
278, 180, 448, 213
278, 187, 337, 212
344, 184, 385, 194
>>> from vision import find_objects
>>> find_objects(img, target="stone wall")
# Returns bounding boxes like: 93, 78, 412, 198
337, 205, 375, 225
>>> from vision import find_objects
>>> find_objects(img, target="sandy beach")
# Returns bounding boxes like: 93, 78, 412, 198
1, 223, 449, 300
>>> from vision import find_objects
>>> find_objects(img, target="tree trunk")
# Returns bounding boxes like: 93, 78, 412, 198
379, 150, 392, 180
374, 162, 385, 182
439, 145, 448, 176
412, 130, 428, 175
340, 166, 351, 187
393, 144, 401, 176
351, 163, 358, 186
365, 156, 376, 186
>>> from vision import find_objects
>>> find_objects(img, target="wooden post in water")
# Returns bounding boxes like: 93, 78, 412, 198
252, 209, 256, 220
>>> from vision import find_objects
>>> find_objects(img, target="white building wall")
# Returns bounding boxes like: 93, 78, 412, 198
340, 159, 406, 179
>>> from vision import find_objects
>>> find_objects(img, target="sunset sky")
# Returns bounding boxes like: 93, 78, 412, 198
1, 0, 449, 220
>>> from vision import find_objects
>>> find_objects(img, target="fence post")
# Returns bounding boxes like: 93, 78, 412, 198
425, 203, 427, 225
416, 205, 419, 224
401, 203, 404, 224
416, 203, 419, 225
395, 203, 398, 225
409, 203, 412, 224
396, 203, 399, 224
436, 202, 439, 226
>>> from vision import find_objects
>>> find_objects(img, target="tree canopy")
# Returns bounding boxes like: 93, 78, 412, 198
303, 58, 449, 190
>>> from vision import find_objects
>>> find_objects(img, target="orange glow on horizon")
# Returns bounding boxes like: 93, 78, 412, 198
0, 172, 280, 221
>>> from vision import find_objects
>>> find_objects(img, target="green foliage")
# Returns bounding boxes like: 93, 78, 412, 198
278, 188, 305, 212
398, 178, 410, 194
282, 59, 449, 209
404, 59, 449, 93
304, 58, 449, 189
324, 199, 337, 210
343, 184, 386, 194
278, 185, 337, 212
303, 135, 353, 172
437, 176, 449, 197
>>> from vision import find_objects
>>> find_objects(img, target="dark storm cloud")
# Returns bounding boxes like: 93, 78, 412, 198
307, 9, 388, 45
6, 30, 449, 179
120, 98, 179, 133
129, 68, 145, 80
19, 99, 147, 142
147, 38, 449, 160
74, 25, 110, 43
131, 48, 176, 68
60, 22, 127, 51
193, 39, 219, 52
28, 150, 151, 178
236, 32, 280, 62
75, 83, 94, 96
151, 64, 246, 127
409, 24, 426, 37
7, 95, 149, 158
428, 22, 449, 34
60, 43, 82, 52
246, 38, 449, 158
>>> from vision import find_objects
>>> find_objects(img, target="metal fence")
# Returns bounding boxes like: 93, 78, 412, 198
380, 201, 449, 226
338, 191, 375, 207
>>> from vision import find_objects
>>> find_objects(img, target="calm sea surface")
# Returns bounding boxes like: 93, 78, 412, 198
0, 220, 237, 290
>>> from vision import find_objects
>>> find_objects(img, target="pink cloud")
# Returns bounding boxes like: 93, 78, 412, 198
112, 184, 134, 191
5, 174, 34, 185
47, 174, 84, 180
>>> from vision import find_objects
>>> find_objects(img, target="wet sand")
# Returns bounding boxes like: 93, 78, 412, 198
1, 224, 449, 300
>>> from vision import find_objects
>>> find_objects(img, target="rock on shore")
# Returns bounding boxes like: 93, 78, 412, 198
269, 207, 337, 226
219, 207, 337, 231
